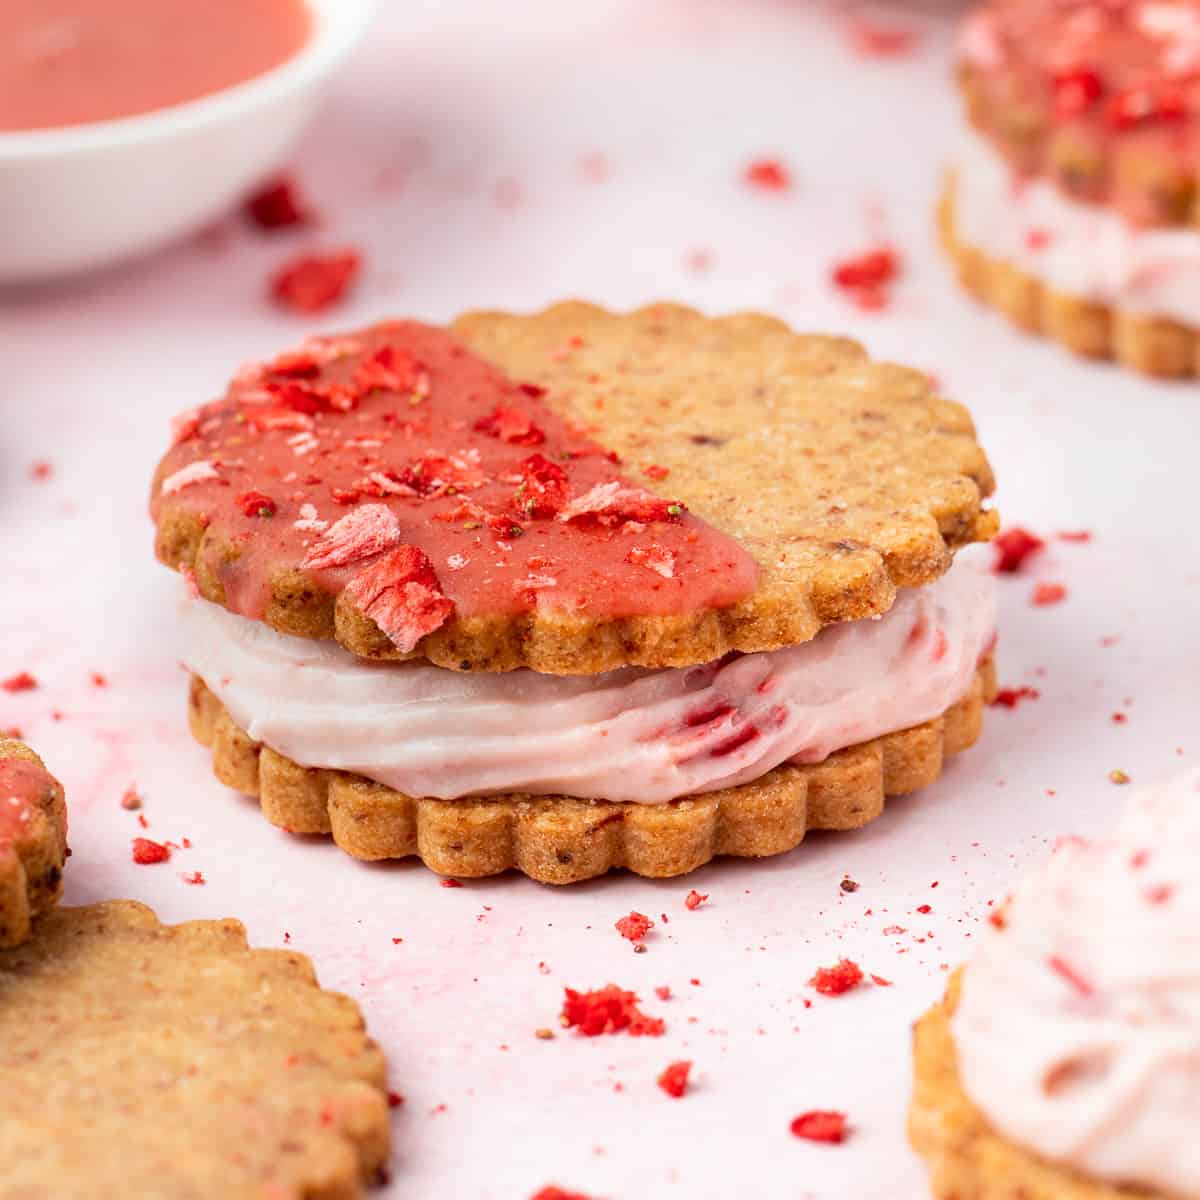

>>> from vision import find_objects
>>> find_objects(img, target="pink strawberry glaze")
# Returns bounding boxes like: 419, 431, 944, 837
151, 322, 758, 630
0, 759, 55, 846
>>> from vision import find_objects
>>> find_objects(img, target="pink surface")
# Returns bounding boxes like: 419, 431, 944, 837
1, 2, 1196, 1197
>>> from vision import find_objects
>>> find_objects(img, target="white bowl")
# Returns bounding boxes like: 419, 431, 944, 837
0, 0, 374, 284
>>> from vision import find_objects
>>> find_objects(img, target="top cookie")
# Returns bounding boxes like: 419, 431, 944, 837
959, 0, 1200, 227
153, 303, 996, 674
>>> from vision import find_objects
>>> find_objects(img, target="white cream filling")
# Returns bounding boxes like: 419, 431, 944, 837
954, 126, 1200, 326
182, 552, 995, 805
954, 769, 1200, 1197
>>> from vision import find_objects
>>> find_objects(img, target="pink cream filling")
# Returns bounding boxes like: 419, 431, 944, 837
182, 553, 995, 806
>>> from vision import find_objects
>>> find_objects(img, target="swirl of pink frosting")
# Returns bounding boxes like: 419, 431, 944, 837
953, 768, 1200, 1196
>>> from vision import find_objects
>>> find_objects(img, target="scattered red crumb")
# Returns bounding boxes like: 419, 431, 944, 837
808, 959, 864, 996
388, 1091, 405, 1108
561, 985, 665, 1037
845, 17, 919, 58
90, 672, 108, 687
244, 175, 313, 230
1112, 712, 1128, 724
28, 460, 53, 482
992, 686, 1040, 709
131, 838, 170, 865
531, 1188, 597, 1200
1032, 582, 1068, 607
654, 986, 672, 1001
916, 904, 932, 915
271, 249, 361, 313
440, 878, 463, 888
743, 158, 791, 191
1145, 883, 1174, 905
684, 889, 708, 911
830, 246, 900, 311
1048, 955, 1094, 997
181, 870, 206, 885
870, 974, 892, 987
790, 1110, 848, 1143
1, 672, 37, 693
1057, 530, 1092, 543
993, 527, 1045, 573
120, 786, 142, 811
615, 911, 654, 943
989, 909, 1008, 930
657, 1060, 693, 1099
1025, 228, 1052, 252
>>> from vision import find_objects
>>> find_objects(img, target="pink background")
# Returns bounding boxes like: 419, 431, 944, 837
2, 2, 1196, 1196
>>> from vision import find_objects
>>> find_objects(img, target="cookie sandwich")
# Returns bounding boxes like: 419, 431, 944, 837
152, 303, 999, 883
0, 738, 67, 947
0, 900, 392, 1198
911, 768, 1200, 1199
946, 0, 1200, 377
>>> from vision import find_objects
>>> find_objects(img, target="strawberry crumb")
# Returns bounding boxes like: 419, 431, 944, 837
657, 1060, 693, 1098
181, 870, 206, 885
1032, 582, 1068, 607
744, 158, 791, 191
1057, 530, 1092, 543
120, 786, 142, 811
440, 878, 463, 888
561, 985, 665, 1037
90, 672, 108, 687
993, 527, 1044, 573
244, 175, 313, 230
790, 1111, 848, 1143
131, 838, 170, 865
870, 975, 892, 987
808, 959, 864, 996
830, 246, 900, 310
992, 686, 1040, 708
654, 986, 672, 1001
614, 912, 654, 943
684, 889, 708, 911
28, 460, 53, 481
236, 490, 277, 518
388, 1091, 405, 1108
1, 672, 37, 693
531, 1188, 597, 1200
271, 249, 361, 313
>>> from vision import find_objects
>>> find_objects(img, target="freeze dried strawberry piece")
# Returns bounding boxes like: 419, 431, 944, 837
474, 405, 546, 446
614, 912, 654, 943
657, 1060, 692, 1098
244, 175, 312, 229
627, 544, 676, 579
790, 1110, 848, 1143
561, 985, 665, 1037
1052, 67, 1104, 118
1, 672, 37, 693
558, 482, 685, 526
271, 249, 361, 314
831, 247, 898, 290
132, 838, 170, 865
237, 490, 277, 518
353, 345, 430, 400
808, 959, 864, 996
403, 451, 488, 497
531, 1189, 598, 1200
991, 686, 1040, 708
266, 377, 358, 415
1107, 85, 1188, 130
1032, 582, 1068, 607
992, 527, 1044, 573
685, 889, 708, 911
744, 159, 791, 190
344, 545, 454, 652
302, 504, 403, 569
516, 454, 571, 518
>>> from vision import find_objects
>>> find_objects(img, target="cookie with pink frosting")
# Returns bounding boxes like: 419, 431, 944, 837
945, 0, 1200, 376
910, 768, 1200, 1199
153, 303, 999, 882
0, 738, 68, 947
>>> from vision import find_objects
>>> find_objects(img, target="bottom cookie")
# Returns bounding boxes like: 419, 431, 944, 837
0, 900, 392, 1199
939, 174, 1199, 380
187, 657, 996, 884
0, 739, 68, 948
909, 972, 1164, 1200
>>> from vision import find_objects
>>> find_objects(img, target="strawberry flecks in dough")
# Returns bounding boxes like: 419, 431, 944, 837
152, 322, 757, 626
0, 759, 57, 846
160, 460, 219, 496
561, 985, 665, 1037
808, 959, 865, 996
343, 545, 454, 653
270, 249, 361, 314
790, 1111, 849, 1144
300, 504, 403, 570
657, 1060, 693, 1098
993, 526, 1045, 573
